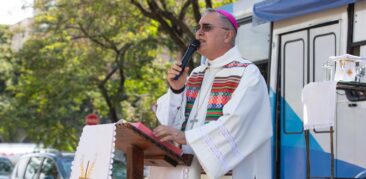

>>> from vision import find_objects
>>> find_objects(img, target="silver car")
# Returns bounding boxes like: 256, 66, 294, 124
10, 153, 73, 179
10, 152, 127, 179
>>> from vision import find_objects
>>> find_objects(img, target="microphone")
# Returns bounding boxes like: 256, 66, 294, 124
173, 40, 201, 80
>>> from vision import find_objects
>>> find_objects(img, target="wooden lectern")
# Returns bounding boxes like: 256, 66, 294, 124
115, 122, 193, 179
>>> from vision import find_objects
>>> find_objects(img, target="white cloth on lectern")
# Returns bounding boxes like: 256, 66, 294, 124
302, 81, 337, 130
70, 124, 116, 179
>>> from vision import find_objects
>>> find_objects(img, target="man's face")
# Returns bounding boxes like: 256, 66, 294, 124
195, 12, 231, 60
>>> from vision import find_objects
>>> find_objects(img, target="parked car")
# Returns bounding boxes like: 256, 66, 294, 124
10, 151, 128, 179
0, 156, 13, 179
111, 159, 126, 179
10, 152, 73, 179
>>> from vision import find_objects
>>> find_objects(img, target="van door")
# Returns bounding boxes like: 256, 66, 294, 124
308, 22, 340, 178
278, 22, 341, 179
279, 29, 308, 179
309, 23, 340, 82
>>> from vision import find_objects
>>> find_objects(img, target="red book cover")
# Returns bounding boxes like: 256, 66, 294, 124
130, 122, 183, 156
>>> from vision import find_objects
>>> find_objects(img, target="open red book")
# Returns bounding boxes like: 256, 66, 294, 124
130, 122, 183, 156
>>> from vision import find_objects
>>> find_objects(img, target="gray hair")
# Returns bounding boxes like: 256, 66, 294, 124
204, 8, 237, 45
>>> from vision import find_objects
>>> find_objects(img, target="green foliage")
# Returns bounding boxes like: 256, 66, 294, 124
0, 0, 233, 150
0, 25, 14, 93
123, 57, 169, 127
5, 35, 94, 149
0, 25, 17, 142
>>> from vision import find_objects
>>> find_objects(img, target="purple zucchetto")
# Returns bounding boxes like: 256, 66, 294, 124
215, 9, 238, 31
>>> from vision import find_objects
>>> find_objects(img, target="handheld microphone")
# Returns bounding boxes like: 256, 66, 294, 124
173, 40, 201, 80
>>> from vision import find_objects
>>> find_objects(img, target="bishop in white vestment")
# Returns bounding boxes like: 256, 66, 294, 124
149, 9, 272, 179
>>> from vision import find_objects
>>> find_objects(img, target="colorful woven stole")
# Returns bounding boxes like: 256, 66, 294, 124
205, 75, 242, 122
181, 61, 250, 131
181, 71, 205, 131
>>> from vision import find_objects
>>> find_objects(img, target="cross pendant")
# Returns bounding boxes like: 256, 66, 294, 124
189, 118, 199, 129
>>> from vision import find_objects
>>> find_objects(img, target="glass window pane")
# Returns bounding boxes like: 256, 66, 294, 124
0, 158, 13, 176
24, 157, 43, 179
236, 22, 270, 62
58, 156, 73, 178
39, 158, 58, 179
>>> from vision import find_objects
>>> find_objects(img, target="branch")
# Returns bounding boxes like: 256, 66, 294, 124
156, 19, 186, 49
147, 1, 192, 47
98, 65, 120, 122
178, 0, 191, 21
70, 35, 89, 40
70, 35, 99, 40
77, 23, 112, 49
98, 44, 131, 97
116, 44, 132, 96
159, 0, 168, 11
130, 0, 155, 19
191, 0, 201, 23
205, 0, 212, 8
101, 34, 118, 52
100, 66, 119, 86
151, 1, 195, 39
97, 44, 132, 123
64, 25, 81, 30
131, 0, 194, 49
134, 1, 185, 48
98, 84, 119, 122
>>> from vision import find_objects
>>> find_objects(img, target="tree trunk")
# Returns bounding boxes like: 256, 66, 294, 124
98, 84, 119, 122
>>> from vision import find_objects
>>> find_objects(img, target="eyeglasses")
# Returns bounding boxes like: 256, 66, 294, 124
194, 23, 231, 33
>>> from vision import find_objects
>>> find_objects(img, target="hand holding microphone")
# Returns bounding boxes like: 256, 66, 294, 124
167, 40, 200, 92
173, 40, 200, 80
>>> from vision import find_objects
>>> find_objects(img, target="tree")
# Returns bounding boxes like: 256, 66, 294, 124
0, 25, 17, 142
130, 0, 233, 67
0, 0, 167, 149
0, 25, 14, 94
32, 0, 164, 122
1, 0, 233, 150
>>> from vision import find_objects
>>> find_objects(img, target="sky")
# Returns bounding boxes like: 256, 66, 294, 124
0, 0, 34, 25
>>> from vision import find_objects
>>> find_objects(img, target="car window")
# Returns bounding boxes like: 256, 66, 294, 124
24, 157, 43, 179
0, 157, 13, 176
15, 157, 30, 178
112, 160, 126, 179
58, 156, 73, 179
39, 158, 59, 179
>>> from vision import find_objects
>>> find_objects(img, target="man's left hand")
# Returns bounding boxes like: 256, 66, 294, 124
153, 125, 187, 145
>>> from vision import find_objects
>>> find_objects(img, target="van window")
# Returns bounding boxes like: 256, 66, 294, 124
236, 22, 270, 62
24, 157, 43, 179
236, 20, 271, 81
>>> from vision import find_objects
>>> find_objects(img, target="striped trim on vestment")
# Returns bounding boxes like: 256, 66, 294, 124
206, 75, 242, 121
181, 61, 250, 130
223, 61, 250, 68
182, 72, 205, 131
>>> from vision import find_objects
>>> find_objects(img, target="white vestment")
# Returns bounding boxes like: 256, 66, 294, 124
149, 46, 273, 179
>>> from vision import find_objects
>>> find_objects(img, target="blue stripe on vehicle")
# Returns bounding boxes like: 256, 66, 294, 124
269, 89, 366, 178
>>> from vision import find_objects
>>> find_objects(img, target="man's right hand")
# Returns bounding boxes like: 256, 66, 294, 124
167, 62, 189, 91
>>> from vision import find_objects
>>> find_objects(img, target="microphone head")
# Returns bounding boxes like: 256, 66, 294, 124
190, 39, 200, 49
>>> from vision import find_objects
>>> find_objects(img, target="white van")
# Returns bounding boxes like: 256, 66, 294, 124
223, 0, 366, 178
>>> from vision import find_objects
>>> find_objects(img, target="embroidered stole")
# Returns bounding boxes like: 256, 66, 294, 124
181, 61, 250, 131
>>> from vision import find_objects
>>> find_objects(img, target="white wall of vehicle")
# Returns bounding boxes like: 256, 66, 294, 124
353, 0, 366, 42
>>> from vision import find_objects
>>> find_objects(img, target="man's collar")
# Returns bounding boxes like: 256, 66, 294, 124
205, 46, 241, 68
